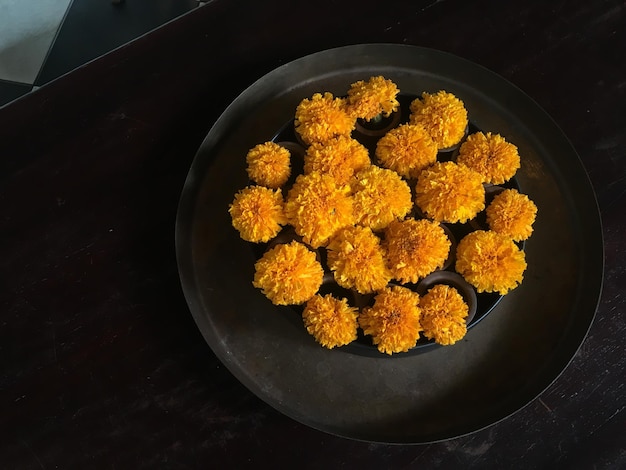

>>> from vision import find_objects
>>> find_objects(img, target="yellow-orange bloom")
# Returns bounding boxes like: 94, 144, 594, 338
302, 294, 359, 348
384, 218, 451, 284
358, 286, 422, 355
457, 132, 520, 184
455, 230, 527, 295
409, 90, 468, 149
486, 189, 538, 241
303, 135, 370, 185
346, 75, 400, 121
327, 225, 392, 294
375, 123, 438, 179
415, 161, 485, 223
253, 241, 323, 305
294, 92, 356, 145
229, 186, 288, 243
245, 141, 291, 188
420, 284, 468, 345
285, 172, 355, 248
351, 165, 413, 231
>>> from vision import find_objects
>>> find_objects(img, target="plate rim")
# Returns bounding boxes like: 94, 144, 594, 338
175, 43, 604, 443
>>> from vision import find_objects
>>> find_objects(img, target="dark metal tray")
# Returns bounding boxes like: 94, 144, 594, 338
175, 44, 603, 443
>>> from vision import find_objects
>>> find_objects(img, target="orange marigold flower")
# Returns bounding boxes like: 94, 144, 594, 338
358, 286, 422, 355
294, 92, 356, 145
285, 172, 355, 248
375, 123, 438, 179
245, 141, 291, 188
455, 230, 527, 295
302, 294, 359, 348
486, 189, 538, 241
384, 218, 451, 284
457, 132, 521, 184
346, 75, 400, 121
303, 135, 370, 185
351, 165, 413, 231
409, 90, 468, 149
327, 225, 392, 294
420, 284, 468, 345
253, 241, 323, 305
415, 161, 485, 223
229, 186, 288, 243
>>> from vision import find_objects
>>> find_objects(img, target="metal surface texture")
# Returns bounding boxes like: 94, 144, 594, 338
175, 44, 603, 443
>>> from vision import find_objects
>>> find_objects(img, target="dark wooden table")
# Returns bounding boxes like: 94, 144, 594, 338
1, 0, 624, 467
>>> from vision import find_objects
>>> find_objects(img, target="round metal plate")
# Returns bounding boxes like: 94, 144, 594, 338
175, 44, 603, 443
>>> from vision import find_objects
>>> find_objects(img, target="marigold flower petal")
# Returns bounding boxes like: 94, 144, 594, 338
253, 241, 324, 305
415, 161, 485, 223
409, 90, 468, 149
486, 188, 538, 241
303, 135, 370, 185
245, 141, 291, 188
229, 186, 288, 243
455, 230, 527, 295
384, 218, 451, 284
327, 225, 392, 294
285, 172, 355, 248
346, 75, 400, 121
457, 132, 521, 184
302, 294, 359, 348
358, 286, 422, 355
352, 165, 413, 231
420, 284, 468, 345
375, 123, 438, 179
294, 92, 356, 145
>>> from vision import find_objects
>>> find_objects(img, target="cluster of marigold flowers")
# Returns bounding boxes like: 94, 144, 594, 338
229, 76, 537, 355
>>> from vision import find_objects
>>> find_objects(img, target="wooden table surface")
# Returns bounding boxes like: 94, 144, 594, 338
1, 0, 624, 467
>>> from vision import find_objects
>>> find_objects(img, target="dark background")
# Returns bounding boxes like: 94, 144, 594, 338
1, 0, 624, 468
